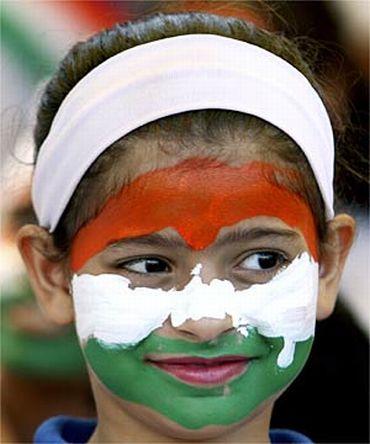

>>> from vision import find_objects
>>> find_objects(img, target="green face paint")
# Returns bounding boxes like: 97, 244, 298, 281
83, 329, 313, 429
1, 280, 86, 378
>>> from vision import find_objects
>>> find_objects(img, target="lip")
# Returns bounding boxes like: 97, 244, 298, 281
146, 355, 251, 386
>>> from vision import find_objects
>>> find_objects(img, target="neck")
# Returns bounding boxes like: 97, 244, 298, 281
88, 375, 273, 443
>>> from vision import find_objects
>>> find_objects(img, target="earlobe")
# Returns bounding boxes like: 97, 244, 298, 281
16, 224, 74, 325
316, 214, 356, 320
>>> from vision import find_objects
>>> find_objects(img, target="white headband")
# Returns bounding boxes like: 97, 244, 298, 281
32, 33, 334, 231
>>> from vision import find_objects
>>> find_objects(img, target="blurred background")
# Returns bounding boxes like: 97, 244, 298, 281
1, 1, 369, 443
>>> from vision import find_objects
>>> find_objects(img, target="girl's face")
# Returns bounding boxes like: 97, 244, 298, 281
71, 156, 319, 437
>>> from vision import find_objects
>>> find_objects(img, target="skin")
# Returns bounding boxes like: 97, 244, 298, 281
17, 142, 355, 443
68, 157, 317, 432
75, 212, 313, 438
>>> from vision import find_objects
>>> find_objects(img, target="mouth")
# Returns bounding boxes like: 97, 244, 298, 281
146, 355, 251, 386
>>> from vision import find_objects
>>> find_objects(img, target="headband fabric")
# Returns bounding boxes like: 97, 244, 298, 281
32, 33, 335, 231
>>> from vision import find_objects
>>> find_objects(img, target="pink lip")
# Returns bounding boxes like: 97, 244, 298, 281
147, 355, 250, 386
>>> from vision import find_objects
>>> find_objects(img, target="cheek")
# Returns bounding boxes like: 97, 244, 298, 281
73, 253, 318, 428
70, 159, 318, 272
81, 324, 313, 430
72, 253, 318, 366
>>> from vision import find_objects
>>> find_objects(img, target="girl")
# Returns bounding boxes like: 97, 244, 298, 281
17, 10, 355, 444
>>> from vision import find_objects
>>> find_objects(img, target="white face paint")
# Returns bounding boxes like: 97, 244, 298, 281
72, 252, 319, 368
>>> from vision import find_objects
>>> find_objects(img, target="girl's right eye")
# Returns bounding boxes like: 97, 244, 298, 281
117, 258, 171, 274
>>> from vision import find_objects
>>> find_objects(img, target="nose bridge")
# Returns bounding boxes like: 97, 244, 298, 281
198, 264, 219, 285
188, 258, 221, 284
175, 315, 234, 342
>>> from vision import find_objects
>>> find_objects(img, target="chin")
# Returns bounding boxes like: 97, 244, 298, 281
90, 368, 283, 441
120, 395, 276, 441
150, 419, 242, 441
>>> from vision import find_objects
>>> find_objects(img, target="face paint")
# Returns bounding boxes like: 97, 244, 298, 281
71, 157, 320, 428
84, 331, 313, 429
73, 253, 318, 368
70, 158, 318, 271
72, 253, 318, 428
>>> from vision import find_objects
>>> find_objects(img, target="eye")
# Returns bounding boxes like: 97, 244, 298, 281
117, 257, 171, 274
238, 251, 286, 271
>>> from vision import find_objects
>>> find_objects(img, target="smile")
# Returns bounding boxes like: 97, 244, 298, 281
146, 355, 251, 386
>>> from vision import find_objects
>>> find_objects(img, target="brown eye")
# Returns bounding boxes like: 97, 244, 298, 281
118, 258, 171, 274
239, 252, 285, 271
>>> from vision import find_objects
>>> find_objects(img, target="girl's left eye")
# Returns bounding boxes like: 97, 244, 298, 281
238, 251, 286, 271
117, 258, 171, 274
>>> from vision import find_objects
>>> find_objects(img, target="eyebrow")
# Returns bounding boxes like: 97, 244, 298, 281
108, 227, 300, 250
109, 232, 187, 249
213, 227, 300, 248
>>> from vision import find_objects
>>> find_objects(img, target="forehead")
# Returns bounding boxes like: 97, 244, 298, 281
102, 124, 274, 186
70, 157, 317, 271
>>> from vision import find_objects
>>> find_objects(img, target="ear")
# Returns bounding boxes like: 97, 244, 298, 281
16, 224, 74, 324
317, 214, 356, 320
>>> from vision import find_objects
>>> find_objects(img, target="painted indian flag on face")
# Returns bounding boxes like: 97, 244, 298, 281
68, 158, 320, 429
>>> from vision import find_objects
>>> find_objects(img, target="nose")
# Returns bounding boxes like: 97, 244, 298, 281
171, 262, 234, 342
174, 315, 234, 342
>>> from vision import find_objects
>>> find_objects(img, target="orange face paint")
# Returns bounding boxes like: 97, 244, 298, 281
71, 158, 318, 271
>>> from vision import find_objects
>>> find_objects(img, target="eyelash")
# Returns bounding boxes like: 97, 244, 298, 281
114, 250, 290, 276
235, 250, 290, 275
115, 256, 172, 275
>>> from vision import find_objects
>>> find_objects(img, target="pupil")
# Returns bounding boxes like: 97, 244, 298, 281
258, 253, 277, 269
145, 259, 167, 273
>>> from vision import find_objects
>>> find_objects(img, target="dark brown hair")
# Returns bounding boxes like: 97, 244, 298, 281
33, 10, 349, 255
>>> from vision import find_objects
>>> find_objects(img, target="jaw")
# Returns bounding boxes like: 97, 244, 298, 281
88, 366, 276, 443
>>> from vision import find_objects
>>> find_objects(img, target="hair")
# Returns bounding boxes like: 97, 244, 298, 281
33, 9, 351, 256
